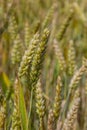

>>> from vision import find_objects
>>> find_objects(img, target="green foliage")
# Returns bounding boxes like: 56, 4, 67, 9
19, 81, 28, 130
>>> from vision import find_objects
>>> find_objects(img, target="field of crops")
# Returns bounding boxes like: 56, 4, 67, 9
0, 0, 87, 130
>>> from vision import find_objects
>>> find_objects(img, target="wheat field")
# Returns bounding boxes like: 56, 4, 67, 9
0, 0, 87, 130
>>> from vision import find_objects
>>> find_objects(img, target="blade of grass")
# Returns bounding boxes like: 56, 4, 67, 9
0, 72, 11, 93
19, 82, 28, 130
28, 88, 34, 130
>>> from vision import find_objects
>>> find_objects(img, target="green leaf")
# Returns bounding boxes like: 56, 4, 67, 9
0, 72, 11, 94
19, 82, 28, 130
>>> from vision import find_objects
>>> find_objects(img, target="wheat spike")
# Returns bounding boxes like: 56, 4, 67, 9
8, 15, 18, 41
24, 21, 30, 47
29, 28, 50, 88
53, 39, 66, 71
11, 79, 21, 130
68, 40, 76, 75
11, 34, 23, 65
42, 4, 56, 29
53, 76, 62, 119
57, 9, 74, 41
62, 89, 80, 130
69, 65, 86, 94
18, 33, 39, 78
47, 109, 55, 130
35, 80, 46, 130
0, 100, 6, 129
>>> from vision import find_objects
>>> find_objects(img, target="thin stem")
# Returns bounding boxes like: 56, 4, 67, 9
28, 88, 33, 129
39, 118, 44, 130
